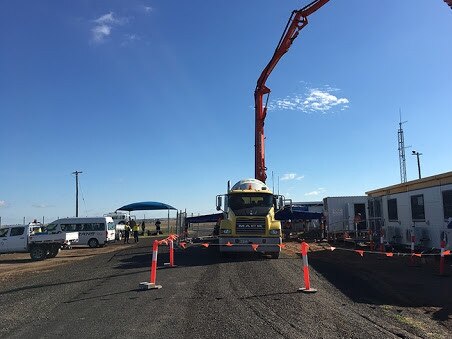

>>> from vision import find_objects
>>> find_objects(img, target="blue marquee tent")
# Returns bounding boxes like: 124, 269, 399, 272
116, 201, 177, 234
116, 201, 176, 212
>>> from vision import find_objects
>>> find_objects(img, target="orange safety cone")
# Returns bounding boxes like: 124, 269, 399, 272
298, 242, 317, 293
163, 239, 177, 268
140, 240, 162, 290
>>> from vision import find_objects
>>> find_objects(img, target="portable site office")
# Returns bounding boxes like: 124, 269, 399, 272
366, 171, 452, 250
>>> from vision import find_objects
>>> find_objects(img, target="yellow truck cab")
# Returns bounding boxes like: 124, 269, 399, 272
216, 178, 286, 258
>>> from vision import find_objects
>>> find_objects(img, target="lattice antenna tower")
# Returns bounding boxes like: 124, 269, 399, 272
397, 109, 409, 183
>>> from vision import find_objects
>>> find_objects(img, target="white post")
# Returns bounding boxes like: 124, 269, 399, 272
167, 209, 170, 235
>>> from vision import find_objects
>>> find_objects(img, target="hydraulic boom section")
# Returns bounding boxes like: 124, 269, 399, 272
254, 0, 330, 183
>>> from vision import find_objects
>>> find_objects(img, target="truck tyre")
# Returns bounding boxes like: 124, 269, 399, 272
88, 238, 99, 248
30, 246, 47, 261
47, 245, 60, 258
270, 252, 280, 259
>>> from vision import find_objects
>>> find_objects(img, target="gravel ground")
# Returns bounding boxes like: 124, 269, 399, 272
0, 238, 450, 338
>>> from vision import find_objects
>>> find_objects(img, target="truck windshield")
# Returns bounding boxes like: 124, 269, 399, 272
228, 193, 273, 216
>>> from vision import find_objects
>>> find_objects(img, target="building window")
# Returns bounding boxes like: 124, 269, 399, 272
443, 190, 452, 220
411, 194, 425, 221
387, 199, 398, 221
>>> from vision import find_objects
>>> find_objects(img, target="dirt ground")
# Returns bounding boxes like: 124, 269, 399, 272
286, 240, 452, 335
2, 236, 451, 336
0, 242, 134, 282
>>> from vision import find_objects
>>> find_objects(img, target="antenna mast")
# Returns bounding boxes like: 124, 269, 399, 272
397, 110, 408, 183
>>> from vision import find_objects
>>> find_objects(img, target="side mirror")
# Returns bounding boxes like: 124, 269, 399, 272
216, 196, 223, 211
279, 197, 284, 209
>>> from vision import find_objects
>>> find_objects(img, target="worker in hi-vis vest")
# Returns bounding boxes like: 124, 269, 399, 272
132, 223, 140, 243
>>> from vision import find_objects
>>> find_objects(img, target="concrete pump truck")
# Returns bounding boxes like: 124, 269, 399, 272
216, 179, 285, 258
216, 0, 330, 257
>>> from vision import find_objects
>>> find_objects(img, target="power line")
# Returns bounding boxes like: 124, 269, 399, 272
78, 178, 89, 216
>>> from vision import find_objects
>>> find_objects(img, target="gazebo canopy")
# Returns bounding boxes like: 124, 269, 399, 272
116, 201, 176, 212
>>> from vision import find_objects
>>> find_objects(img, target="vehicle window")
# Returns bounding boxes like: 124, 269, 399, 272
10, 227, 25, 236
83, 223, 93, 231
92, 223, 104, 231
107, 222, 115, 230
0, 229, 9, 237
75, 224, 84, 231
46, 223, 58, 232
61, 224, 77, 232
228, 193, 273, 216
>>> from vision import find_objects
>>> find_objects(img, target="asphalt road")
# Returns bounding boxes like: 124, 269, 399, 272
0, 238, 442, 339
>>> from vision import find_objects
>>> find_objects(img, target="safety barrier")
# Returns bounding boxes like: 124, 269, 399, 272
139, 240, 163, 290
139, 234, 451, 292
298, 242, 317, 293
328, 244, 451, 276
163, 239, 177, 268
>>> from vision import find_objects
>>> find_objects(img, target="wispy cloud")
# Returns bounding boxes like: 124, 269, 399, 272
143, 6, 153, 13
32, 204, 55, 208
121, 33, 141, 46
280, 173, 305, 181
268, 85, 350, 114
0, 200, 6, 207
94, 12, 126, 25
305, 188, 326, 196
91, 12, 127, 43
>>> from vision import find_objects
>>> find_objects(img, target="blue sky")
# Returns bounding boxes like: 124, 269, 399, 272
1, 0, 451, 225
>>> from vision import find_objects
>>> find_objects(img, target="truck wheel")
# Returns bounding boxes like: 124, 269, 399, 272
47, 245, 60, 258
270, 252, 280, 259
88, 238, 99, 248
30, 246, 47, 261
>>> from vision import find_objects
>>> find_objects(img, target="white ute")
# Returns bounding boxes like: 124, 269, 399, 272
0, 224, 78, 261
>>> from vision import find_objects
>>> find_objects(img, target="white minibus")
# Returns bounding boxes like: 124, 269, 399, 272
46, 217, 116, 248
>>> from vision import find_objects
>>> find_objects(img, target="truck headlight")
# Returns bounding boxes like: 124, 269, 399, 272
220, 229, 232, 234
269, 229, 280, 235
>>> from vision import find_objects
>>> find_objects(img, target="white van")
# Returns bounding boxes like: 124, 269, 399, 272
46, 217, 116, 248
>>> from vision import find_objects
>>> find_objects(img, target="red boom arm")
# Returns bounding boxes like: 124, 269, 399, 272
254, 0, 330, 183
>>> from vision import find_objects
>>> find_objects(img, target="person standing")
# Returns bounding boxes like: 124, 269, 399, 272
132, 222, 139, 243
124, 223, 131, 244
155, 219, 161, 235
141, 220, 146, 235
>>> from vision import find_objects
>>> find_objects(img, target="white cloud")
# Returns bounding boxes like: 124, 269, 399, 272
121, 33, 141, 46
32, 204, 54, 208
280, 173, 304, 181
305, 188, 326, 196
95, 12, 125, 25
91, 12, 127, 43
268, 86, 350, 114
92, 24, 111, 42
144, 6, 153, 13
0, 200, 6, 207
